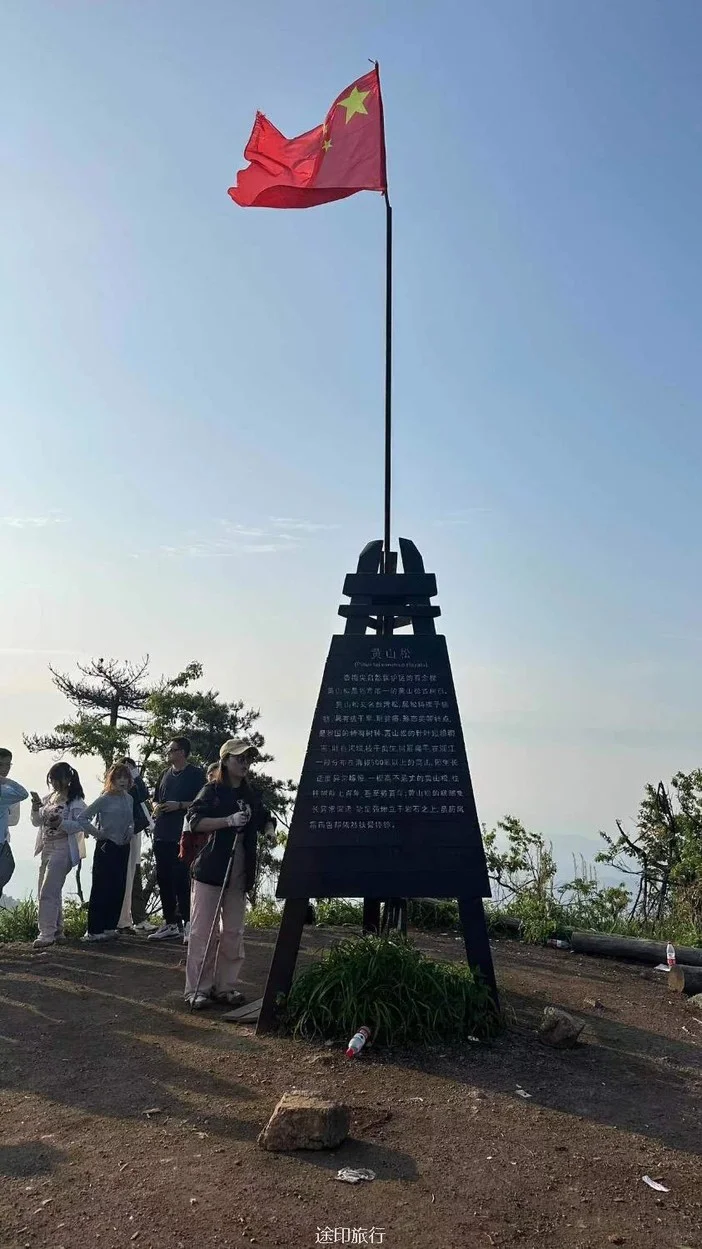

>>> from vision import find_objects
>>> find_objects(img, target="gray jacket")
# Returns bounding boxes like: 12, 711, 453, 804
82, 792, 135, 846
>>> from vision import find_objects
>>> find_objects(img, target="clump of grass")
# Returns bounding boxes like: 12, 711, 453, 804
246, 898, 283, 928
62, 899, 87, 939
407, 898, 460, 930
314, 898, 364, 926
283, 934, 501, 1047
0, 898, 39, 943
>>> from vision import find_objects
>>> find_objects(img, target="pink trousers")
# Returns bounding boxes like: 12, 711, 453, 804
184, 876, 247, 999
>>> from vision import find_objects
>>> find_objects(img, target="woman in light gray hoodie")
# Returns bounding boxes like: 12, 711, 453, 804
81, 762, 135, 942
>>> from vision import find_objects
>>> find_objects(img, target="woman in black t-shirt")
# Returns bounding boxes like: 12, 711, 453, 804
184, 738, 274, 1009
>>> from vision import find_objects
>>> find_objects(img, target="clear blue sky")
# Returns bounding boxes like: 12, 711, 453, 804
3, 0, 702, 897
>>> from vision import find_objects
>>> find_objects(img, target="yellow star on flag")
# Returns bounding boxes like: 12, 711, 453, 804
337, 85, 370, 123
322, 139, 332, 151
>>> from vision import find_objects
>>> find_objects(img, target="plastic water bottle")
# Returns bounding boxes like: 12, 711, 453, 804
345, 1025, 371, 1059
666, 942, 676, 968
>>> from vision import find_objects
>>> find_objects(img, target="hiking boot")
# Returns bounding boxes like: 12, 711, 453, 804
147, 923, 180, 941
32, 936, 55, 950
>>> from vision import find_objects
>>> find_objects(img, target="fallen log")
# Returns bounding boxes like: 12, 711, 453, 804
570, 931, 702, 968
488, 915, 522, 936
668, 965, 702, 996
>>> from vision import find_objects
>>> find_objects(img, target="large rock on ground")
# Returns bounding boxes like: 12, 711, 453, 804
538, 1006, 585, 1049
258, 1091, 350, 1152
685, 993, 702, 1012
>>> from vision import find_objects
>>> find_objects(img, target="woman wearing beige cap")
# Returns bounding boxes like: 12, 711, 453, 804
183, 737, 275, 1009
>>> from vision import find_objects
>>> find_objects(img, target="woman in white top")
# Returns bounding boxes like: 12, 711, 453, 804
31, 763, 87, 949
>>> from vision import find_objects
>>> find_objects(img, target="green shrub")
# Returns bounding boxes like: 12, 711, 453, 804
62, 899, 88, 939
283, 934, 501, 1046
246, 898, 283, 928
0, 899, 39, 943
314, 898, 364, 926
407, 898, 460, 930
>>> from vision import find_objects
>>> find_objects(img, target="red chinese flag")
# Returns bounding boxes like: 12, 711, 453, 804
228, 67, 387, 209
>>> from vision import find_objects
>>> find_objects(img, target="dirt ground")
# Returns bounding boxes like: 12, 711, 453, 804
1, 926, 701, 1249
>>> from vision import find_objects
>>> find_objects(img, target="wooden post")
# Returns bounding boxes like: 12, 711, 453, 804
256, 897, 309, 1034
362, 899, 381, 934
458, 896, 499, 1008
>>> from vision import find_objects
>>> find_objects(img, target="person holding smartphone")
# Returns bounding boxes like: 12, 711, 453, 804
31, 763, 87, 948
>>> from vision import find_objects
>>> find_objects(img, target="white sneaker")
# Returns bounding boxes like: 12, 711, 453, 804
183, 921, 191, 945
103, 929, 119, 939
147, 922, 181, 941
32, 936, 55, 950
133, 920, 153, 933
81, 932, 108, 943
186, 992, 210, 1011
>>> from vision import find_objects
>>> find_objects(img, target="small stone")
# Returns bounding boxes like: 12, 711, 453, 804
258, 1091, 350, 1152
608, 1237, 625, 1245
538, 1006, 585, 1049
584, 998, 604, 1010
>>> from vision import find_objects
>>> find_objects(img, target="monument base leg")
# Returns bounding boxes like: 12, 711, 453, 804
362, 898, 381, 934
256, 897, 309, 1035
458, 896, 499, 1009
381, 898, 407, 934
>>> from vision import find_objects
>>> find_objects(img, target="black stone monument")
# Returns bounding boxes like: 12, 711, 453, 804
256, 537, 497, 1032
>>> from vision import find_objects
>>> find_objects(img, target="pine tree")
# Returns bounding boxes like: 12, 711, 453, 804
23, 657, 154, 771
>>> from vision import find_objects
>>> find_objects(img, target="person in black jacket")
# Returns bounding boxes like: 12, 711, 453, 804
184, 737, 275, 1009
116, 758, 152, 932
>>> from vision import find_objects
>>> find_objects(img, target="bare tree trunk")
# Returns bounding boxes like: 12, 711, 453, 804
628, 873, 643, 920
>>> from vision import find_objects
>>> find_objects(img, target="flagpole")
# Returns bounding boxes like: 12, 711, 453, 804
383, 190, 393, 572
376, 59, 392, 574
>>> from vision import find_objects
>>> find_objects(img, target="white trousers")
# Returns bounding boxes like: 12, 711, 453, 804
185, 876, 247, 999
37, 839, 72, 940
118, 831, 142, 928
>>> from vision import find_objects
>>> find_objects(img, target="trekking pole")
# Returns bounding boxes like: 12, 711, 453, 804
189, 833, 240, 1010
